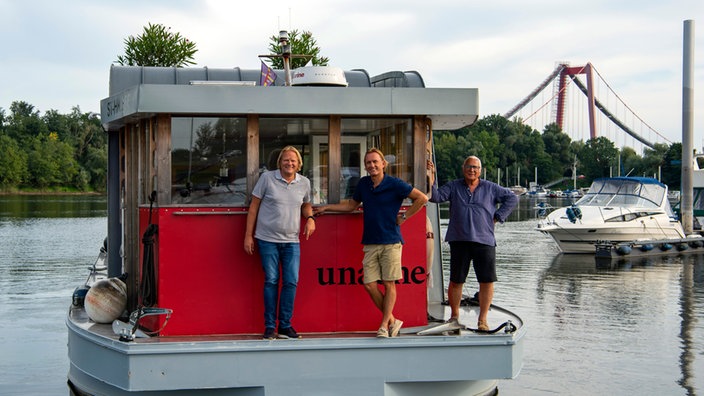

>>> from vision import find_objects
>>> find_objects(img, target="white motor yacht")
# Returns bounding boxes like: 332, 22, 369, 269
536, 177, 685, 253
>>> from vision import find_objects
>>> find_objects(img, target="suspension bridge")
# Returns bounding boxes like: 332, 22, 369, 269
504, 62, 672, 151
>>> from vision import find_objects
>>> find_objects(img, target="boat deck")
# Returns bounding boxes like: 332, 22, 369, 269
69, 299, 523, 343
68, 300, 524, 396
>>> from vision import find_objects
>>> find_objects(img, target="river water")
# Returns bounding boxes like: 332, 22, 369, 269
0, 195, 702, 395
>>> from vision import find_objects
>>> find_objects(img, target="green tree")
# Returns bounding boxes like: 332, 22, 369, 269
83, 145, 108, 191
267, 30, 329, 69
433, 121, 503, 185
661, 143, 682, 189
431, 115, 689, 191
116, 23, 197, 67
5, 101, 48, 146
0, 102, 107, 191
578, 136, 619, 180
619, 146, 642, 176
27, 134, 79, 189
40, 107, 106, 190
542, 123, 573, 170
432, 131, 464, 184
0, 135, 28, 187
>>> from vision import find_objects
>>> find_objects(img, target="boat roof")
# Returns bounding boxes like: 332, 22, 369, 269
591, 177, 666, 188
100, 65, 479, 131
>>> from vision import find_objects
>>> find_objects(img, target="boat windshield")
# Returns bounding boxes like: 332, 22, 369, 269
574, 178, 665, 209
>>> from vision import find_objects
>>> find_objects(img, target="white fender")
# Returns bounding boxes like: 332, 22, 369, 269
85, 277, 127, 324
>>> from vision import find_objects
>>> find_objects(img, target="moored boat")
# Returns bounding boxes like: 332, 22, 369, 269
536, 177, 685, 253
691, 153, 704, 228
66, 39, 525, 396
508, 185, 527, 195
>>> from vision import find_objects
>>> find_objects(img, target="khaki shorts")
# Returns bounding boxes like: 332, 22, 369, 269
362, 243, 403, 284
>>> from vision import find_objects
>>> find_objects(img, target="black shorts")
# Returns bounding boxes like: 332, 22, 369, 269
448, 241, 497, 284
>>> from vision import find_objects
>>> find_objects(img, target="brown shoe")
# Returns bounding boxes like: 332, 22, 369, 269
477, 320, 489, 331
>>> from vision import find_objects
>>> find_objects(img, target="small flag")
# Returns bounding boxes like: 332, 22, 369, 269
260, 61, 277, 86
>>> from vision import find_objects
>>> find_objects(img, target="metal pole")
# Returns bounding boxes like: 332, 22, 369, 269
573, 156, 577, 190
107, 131, 122, 278
681, 20, 695, 234
280, 31, 292, 86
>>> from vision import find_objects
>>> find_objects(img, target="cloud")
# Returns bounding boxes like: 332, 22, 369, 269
1, 0, 702, 146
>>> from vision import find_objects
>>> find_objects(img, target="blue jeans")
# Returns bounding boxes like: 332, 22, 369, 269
256, 240, 300, 329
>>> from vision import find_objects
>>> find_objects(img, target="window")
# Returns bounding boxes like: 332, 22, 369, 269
339, 118, 413, 200
168, 116, 416, 206
170, 117, 247, 205
259, 118, 329, 203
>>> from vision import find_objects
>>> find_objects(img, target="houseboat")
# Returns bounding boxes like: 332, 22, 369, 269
67, 41, 525, 395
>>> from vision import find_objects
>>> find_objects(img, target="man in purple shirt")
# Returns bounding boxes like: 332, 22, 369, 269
428, 155, 517, 331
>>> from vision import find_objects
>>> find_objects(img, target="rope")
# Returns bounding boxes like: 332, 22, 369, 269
139, 191, 158, 307
468, 321, 518, 334
452, 292, 520, 334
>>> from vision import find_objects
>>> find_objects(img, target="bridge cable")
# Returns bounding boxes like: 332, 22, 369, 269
567, 75, 656, 149
590, 65, 671, 144
504, 63, 567, 119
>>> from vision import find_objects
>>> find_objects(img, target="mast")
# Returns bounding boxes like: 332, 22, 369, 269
259, 30, 312, 86
280, 31, 292, 86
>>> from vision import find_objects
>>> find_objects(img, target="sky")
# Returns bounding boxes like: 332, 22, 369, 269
1, 0, 703, 148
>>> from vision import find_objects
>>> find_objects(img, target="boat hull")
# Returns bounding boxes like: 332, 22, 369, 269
538, 223, 685, 253
67, 303, 524, 396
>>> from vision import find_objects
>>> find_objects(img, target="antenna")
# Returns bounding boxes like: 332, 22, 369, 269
259, 30, 313, 86
280, 31, 292, 86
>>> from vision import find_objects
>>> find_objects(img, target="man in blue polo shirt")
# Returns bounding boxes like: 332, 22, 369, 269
427, 155, 517, 331
314, 148, 428, 338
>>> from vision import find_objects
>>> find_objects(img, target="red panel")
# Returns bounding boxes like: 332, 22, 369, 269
140, 207, 428, 336
156, 208, 262, 336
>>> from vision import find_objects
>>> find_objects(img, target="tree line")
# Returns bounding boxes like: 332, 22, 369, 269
0, 100, 683, 193
433, 114, 683, 191
0, 101, 106, 192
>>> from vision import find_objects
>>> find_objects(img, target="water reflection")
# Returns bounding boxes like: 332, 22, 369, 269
679, 253, 703, 395
0, 195, 107, 218
532, 251, 704, 395
0, 196, 108, 394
